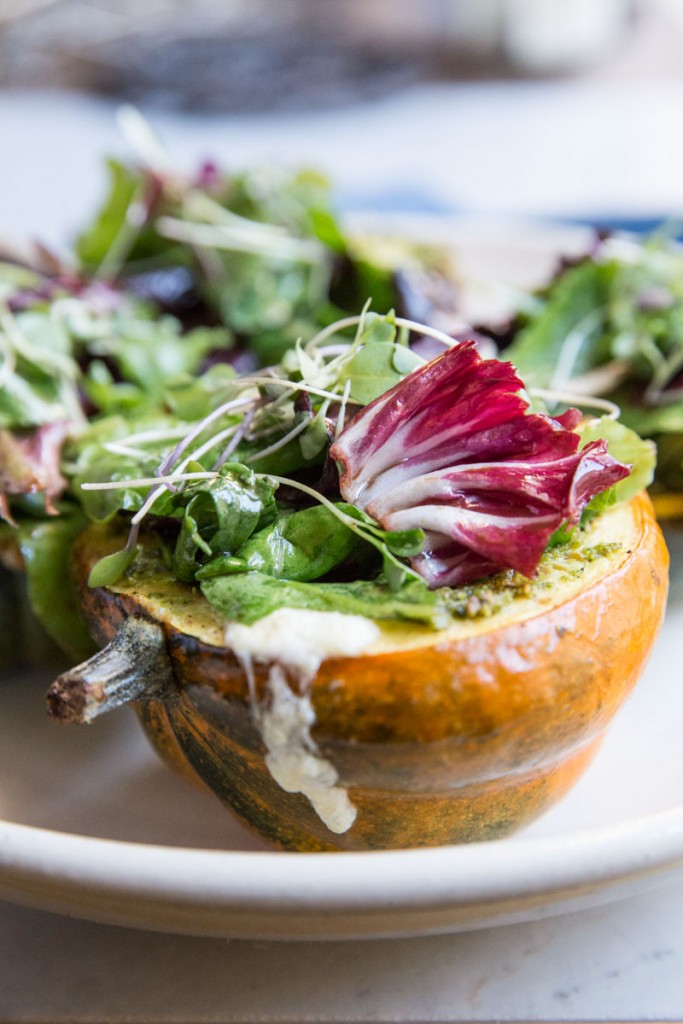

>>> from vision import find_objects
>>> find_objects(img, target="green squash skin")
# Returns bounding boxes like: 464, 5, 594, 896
139, 695, 603, 851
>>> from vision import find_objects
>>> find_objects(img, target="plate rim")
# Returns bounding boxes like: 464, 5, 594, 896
2, 799, 683, 937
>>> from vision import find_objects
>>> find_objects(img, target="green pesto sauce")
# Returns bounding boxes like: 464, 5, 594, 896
442, 538, 623, 621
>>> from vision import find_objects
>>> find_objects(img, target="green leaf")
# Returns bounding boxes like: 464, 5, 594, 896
341, 503, 424, 557
72, 431, 171, 523
18, 513, 95, 660
358, 312, 397, 346
648, 433, 683, 492
578, 417, 656, 503
75, 158, 140, 267
298, 407, 330, 461
88, 543, 137, 588
201, 571, 448, 627
171, 464, 278, 578
392, 344, 424, 375
0, 368, 70, 428
164, 364, 237, 421
198, 503, 369, 583
341, 341, 409, 405
618, 395, 683, 436
92, 315, 230, 402
245, 431, 327, 475
507, 259, 615, 388
75, 158, 178, 270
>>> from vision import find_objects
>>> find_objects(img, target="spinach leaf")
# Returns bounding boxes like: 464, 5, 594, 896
197, 502, 369, 582
171, 464, 277, 580
201, 571, 448, 627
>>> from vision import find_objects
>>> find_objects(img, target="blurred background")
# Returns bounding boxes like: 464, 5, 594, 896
1, 0, 680, 102
0, 0, 682, 245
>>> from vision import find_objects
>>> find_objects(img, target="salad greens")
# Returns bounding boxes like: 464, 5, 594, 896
74, 151, 399, 367
0, 139, 663, 651
505, 233, 683, 495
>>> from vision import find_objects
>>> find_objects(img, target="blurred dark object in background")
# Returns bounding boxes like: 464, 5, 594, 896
0, 0, 431, 110
0, 0, 676, 113
66, 26, 429, 113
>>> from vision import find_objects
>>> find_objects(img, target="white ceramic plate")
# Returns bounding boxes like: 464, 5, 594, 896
1, 219, 682, 941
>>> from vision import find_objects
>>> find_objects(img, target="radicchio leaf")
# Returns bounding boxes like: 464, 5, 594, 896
0, 422, 69, 524
330, 341, 631, 588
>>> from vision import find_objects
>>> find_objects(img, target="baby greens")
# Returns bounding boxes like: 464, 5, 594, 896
75, 156, 396, 367
506, 233, 683, 493
0, 145, 660, 639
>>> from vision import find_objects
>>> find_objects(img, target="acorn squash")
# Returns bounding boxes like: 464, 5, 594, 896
47, 490, 668, 851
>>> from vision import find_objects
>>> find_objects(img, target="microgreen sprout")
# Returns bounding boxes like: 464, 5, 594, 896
303, 312, 454, 359
81, 471, 218, 492
529, 388, 621, 422
242, 416, 310, 464
102, 425, 191, 459
157, 216, 327, 264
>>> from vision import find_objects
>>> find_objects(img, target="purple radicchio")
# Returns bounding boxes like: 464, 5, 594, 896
0, 422, 69, 525
329, 341, 631, 588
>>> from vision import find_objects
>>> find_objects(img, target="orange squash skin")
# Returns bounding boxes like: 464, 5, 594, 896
73, 492, 668, 851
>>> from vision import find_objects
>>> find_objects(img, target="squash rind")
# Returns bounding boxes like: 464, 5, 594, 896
71, 492, 669, 851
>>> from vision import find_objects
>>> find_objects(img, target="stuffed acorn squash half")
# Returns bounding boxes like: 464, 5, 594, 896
44, 335, 668, 852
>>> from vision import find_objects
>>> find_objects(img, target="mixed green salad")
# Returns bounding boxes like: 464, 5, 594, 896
0, 138, 665, 667
504, 231, 683, 503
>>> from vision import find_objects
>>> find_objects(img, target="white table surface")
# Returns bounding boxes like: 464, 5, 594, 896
2, 79, 683, 1021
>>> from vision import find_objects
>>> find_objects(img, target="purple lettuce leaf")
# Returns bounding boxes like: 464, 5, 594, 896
330, 341, 631, 588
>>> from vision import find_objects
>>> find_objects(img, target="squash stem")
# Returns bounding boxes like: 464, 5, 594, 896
46, 618, 176, 724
